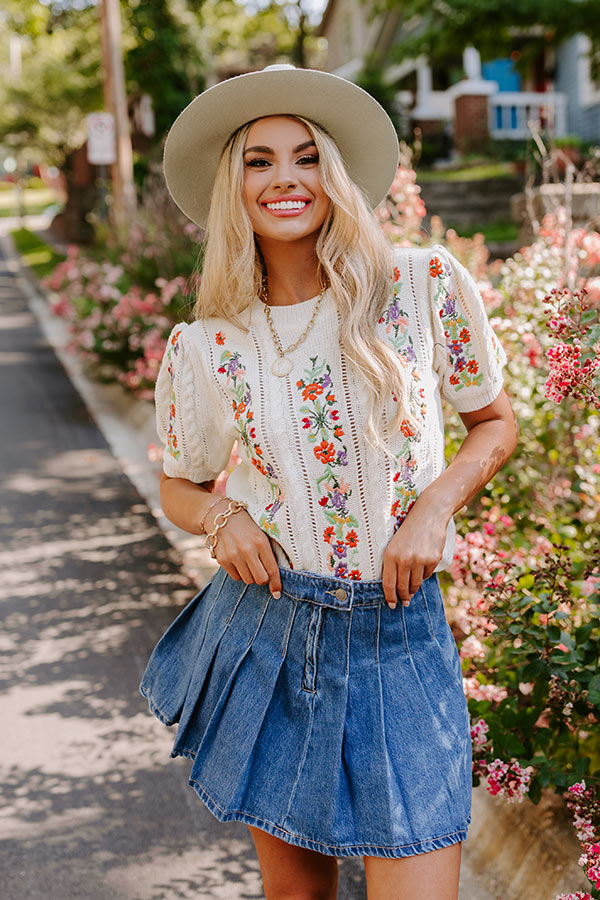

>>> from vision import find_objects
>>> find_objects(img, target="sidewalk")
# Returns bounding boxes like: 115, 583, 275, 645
0, 219, 499, 899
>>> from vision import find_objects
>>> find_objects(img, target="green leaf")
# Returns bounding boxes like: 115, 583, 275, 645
523, 658, 547, 679
502, 734, 526, 756
588, 673, 600, 706
554, 610, 570, 621
518, 574, 535, 590
528, 778, 542, 804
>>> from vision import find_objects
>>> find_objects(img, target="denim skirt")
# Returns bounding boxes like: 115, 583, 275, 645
139, 565, 472, 858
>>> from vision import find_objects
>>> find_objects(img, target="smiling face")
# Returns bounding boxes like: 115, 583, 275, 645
242, 116, 330, 245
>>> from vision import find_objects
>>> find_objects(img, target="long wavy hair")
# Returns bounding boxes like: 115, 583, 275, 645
194, 115, 421, 456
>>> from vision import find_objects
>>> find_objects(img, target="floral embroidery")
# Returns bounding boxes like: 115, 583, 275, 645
296, 356, 362, 579
166, 326, 184, 460
215, 333, 283, 536
379, 270, 416, 366
429, 253, 484, 392
380, 266, 425, 531
390, 441, 419, 530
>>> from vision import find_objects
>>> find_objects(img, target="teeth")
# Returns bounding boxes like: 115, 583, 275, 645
265, 200, 308, 210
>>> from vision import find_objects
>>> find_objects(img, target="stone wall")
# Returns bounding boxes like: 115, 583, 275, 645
464, 785, 590, 899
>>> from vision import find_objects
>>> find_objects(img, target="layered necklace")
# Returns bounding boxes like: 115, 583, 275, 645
259, 276, 328, 377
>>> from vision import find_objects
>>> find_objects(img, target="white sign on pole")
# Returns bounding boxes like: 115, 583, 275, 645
87, 112, 116, 165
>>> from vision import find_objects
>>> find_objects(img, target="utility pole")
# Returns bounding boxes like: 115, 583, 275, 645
99, 0, 136, 231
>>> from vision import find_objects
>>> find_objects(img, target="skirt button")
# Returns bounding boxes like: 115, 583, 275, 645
335, 588, 347, 601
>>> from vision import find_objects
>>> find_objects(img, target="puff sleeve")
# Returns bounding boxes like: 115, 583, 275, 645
154, 323, 236, 483
428, 245, 507, 413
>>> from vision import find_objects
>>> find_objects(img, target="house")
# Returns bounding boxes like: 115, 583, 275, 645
317, 0, 600, 151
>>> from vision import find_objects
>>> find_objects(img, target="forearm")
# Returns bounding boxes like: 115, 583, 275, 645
159, 475, 224, 535
413, 417, 518, 525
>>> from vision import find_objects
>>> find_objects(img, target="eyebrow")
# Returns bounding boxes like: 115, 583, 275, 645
243, 140, 317, 155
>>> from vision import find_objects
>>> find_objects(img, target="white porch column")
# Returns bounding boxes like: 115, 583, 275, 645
463, 46, 482, 82
416, 57, 432, 99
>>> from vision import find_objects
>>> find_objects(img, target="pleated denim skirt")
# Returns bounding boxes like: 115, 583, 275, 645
139, 565, 472, 858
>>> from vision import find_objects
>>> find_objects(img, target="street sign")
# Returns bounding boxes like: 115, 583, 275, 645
87, 112, 116, 165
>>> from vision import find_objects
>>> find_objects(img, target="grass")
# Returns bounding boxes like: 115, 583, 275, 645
417, 162, 518, 183
0, 186, 59, 210
449, 221, 520, 242
10, 227, 66, 280
0, 202, 63, 218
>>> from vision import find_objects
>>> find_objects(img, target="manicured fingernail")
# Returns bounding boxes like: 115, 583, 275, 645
388, 603, 396, 610
272, 591, 281, 599
402, 600, 410, 608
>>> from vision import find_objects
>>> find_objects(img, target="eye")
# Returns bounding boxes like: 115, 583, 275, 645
246, 158, 271, 168
297, 154, 319, 165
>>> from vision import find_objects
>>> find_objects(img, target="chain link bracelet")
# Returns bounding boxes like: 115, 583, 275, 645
199, 495, 228, 533
205, 499, 249, 559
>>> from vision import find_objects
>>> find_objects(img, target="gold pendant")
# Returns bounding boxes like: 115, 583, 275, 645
271, 356, 293, 377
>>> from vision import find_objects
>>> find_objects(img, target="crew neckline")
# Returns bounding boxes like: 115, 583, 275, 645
251, 288, 331, 326
263, 289, 326, 311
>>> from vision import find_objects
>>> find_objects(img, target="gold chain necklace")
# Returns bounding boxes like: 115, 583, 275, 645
260, 279, 328, 377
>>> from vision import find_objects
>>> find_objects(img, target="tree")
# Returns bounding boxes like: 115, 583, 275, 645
383, 0, 600, 70
0, 2, 103, 166
123, 0, 205, 141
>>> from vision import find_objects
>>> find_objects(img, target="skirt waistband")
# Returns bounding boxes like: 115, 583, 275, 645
278, 566, 390, 610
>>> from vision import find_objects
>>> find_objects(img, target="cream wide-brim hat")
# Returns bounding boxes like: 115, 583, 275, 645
163, 64, 400, 229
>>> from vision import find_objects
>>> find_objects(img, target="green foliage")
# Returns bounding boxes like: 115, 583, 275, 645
416, 163, 518, 182
123, 0, 205, 139
0, 3, 103, 164
383, 0, 600, 68
10, 227, 66, 279
488, 548, 599, 777
0, 0, 315, 179
450, 221, 519, 242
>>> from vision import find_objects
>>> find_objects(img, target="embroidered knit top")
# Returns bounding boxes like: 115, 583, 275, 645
155, 244, 507, 580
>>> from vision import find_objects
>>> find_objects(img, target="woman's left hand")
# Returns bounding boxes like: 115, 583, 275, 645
382, 502, 450, 610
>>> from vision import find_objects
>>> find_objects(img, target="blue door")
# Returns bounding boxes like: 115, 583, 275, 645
482, 58, 521, 92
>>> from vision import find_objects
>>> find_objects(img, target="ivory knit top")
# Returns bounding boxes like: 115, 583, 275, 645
155, 244, 507, 580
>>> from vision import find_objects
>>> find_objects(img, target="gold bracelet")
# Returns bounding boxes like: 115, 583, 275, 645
199, 495, 227, 533
205, 499, 249, 559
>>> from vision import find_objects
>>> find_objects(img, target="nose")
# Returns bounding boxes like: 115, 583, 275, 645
271, 160, 297, 192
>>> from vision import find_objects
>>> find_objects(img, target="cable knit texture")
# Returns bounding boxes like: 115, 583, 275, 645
155, 245, 507, 579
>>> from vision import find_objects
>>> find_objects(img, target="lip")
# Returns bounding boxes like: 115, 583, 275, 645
260, 195, 312, 217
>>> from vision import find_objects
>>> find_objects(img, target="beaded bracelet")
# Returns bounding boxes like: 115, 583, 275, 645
205, 499, 249, 559
199, 495, 227, 533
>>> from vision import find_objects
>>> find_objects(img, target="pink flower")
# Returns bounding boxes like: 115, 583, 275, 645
470, 718, 489, 747
483, 758, 533, 803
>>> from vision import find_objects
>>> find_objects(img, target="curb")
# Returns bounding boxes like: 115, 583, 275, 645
1, 228, 217, 589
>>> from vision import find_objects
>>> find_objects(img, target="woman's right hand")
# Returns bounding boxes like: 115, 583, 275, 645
205, 502, 283, 599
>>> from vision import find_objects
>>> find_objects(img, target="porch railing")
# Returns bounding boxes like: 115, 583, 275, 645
489, 91, 567, 139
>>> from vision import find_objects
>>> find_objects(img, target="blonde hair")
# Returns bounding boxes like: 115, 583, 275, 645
195, 115, 421, 457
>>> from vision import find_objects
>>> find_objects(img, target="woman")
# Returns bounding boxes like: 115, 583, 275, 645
141, 65, 518, 899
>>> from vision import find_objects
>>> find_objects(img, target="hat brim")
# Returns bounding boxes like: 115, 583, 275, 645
163, 67, 400, 229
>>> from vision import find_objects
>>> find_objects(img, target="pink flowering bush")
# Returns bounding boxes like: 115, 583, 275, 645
562, 781, 600, 897
379, 166, 600, 898
553, 894, 594, 900
43, 246, 194, 399
42, 170, 203, 399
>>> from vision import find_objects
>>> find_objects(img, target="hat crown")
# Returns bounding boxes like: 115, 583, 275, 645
261, 64, 296, 72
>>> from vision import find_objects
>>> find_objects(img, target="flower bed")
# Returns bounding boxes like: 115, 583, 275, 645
44, 160, 600, 899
